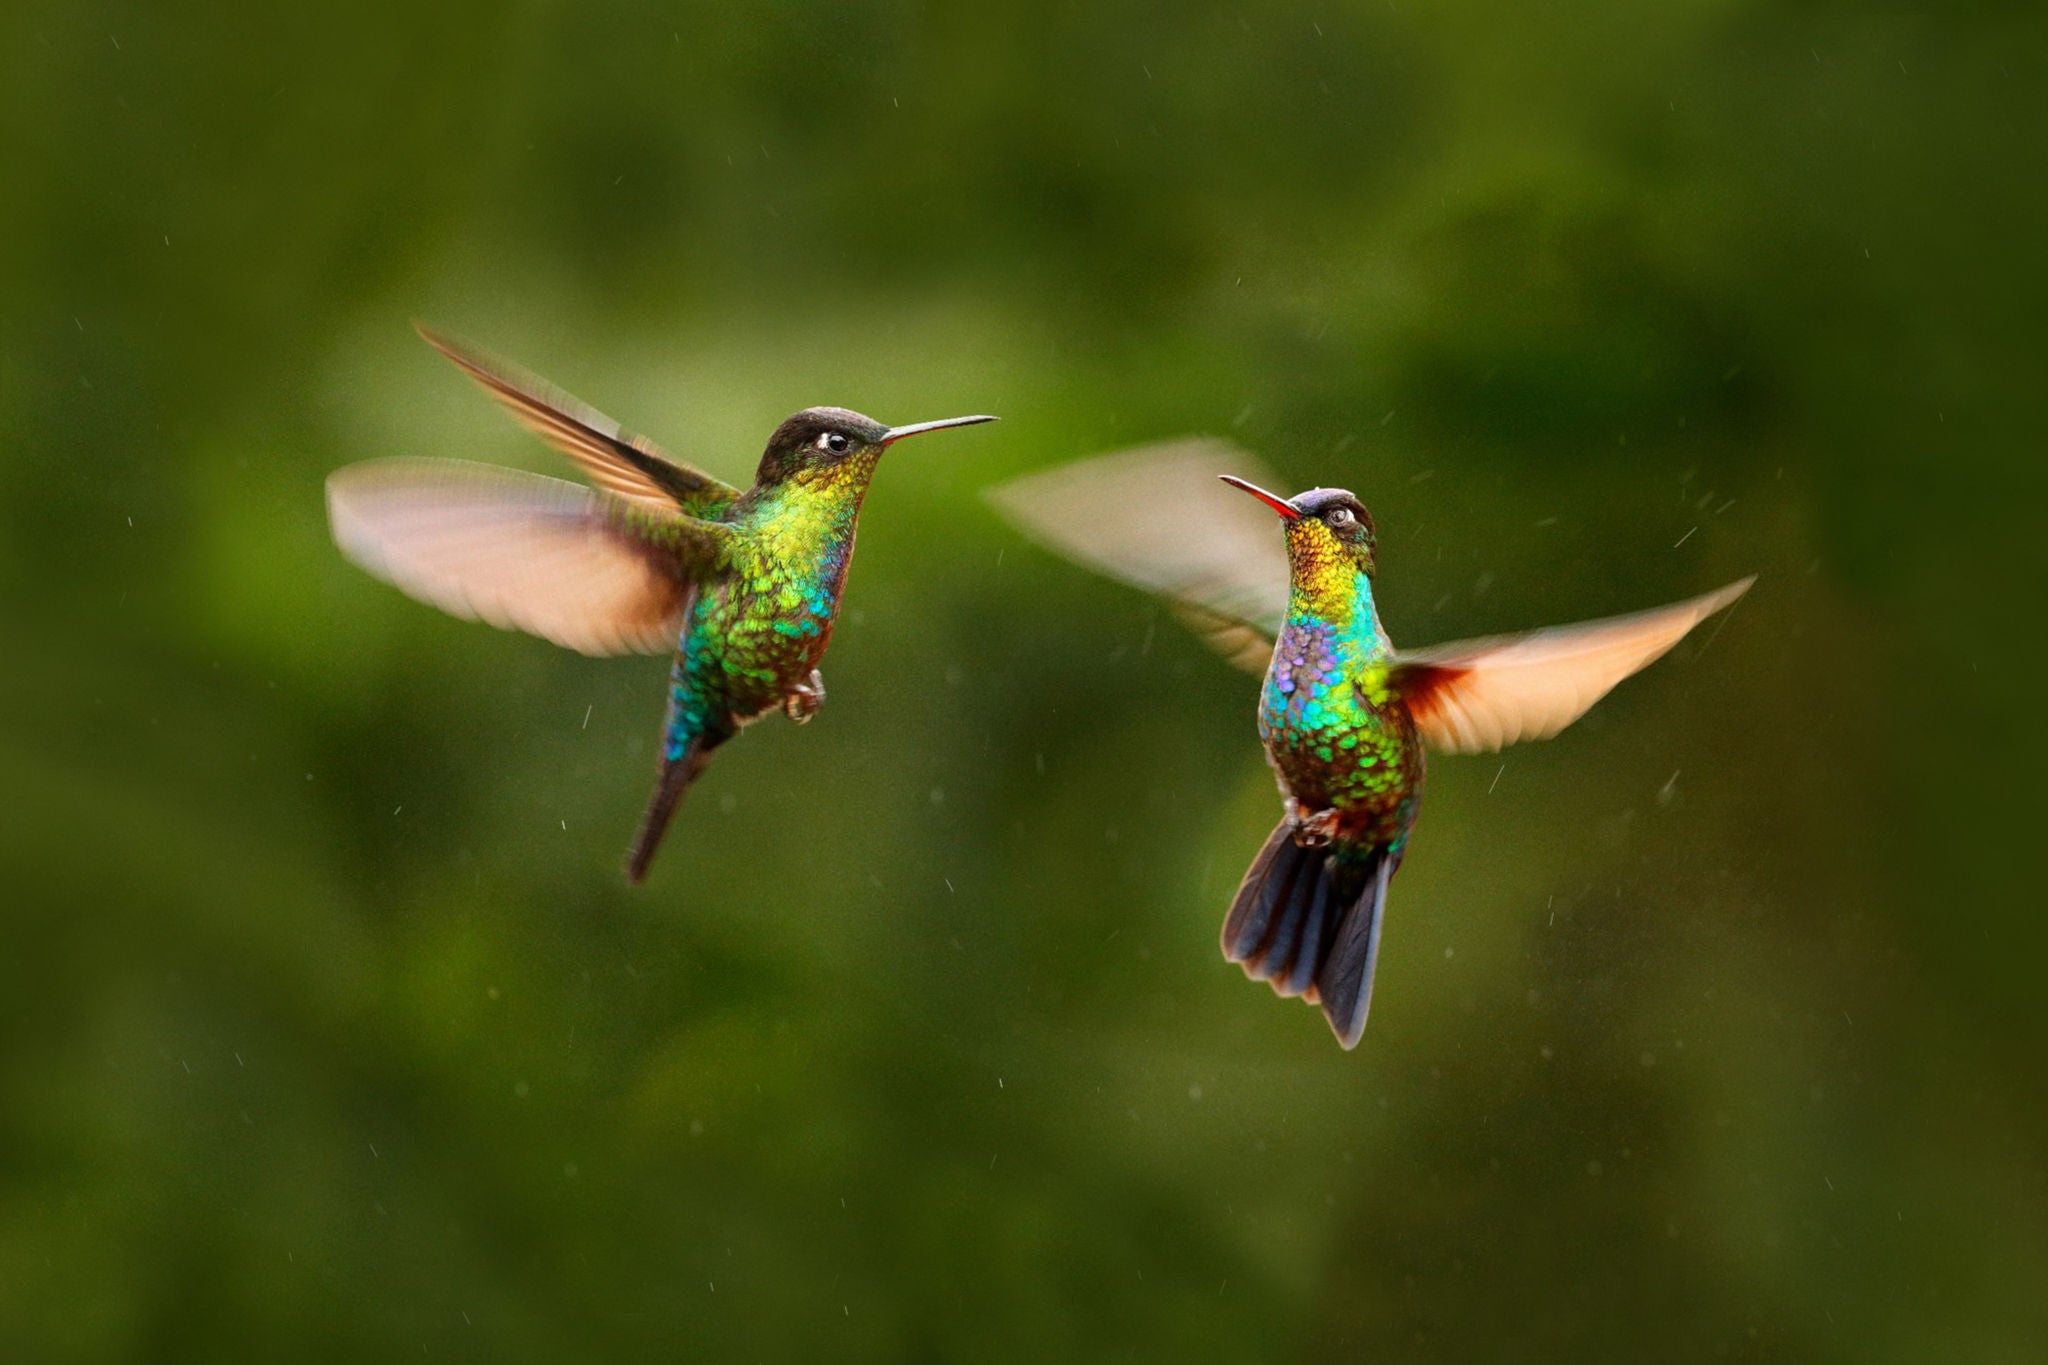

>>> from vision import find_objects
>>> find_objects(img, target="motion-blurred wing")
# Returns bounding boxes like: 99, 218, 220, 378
1389, 578, 1753, 754
327, 459, 730, 656
986, 439, 1291, 672
416, 324, 744, 518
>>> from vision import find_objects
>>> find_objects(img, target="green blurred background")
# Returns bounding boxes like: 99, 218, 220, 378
4, 0, 2044, 1359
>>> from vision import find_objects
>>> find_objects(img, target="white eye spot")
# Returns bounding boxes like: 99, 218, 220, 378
1327, 507, 1355, 527
817, 431, 850, 454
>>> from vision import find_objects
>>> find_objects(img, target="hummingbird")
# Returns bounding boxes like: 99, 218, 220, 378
990, 441, 1750, 1048
328, 325, 995, 882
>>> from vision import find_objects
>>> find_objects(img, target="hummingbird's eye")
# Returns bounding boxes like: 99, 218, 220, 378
817, 431, 851, 455
1327, 506, 1356, 529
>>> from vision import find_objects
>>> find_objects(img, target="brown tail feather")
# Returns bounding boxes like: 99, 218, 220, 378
623, 736, 721, 884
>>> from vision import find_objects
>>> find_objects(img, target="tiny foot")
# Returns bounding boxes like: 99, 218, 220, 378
784, 669, 826, 724
1288, 802, 1339, 849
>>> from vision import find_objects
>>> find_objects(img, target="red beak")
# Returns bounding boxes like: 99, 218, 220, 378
1218, 474, 1301, 520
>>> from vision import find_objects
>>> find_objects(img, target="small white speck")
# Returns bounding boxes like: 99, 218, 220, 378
1673, 526, 1698, 549
582, 705, 593, 729
1488, 764, 1505, 794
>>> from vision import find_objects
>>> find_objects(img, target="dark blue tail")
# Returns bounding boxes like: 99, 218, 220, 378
1222, 822, 1394, 1049
623, 732, 723, 884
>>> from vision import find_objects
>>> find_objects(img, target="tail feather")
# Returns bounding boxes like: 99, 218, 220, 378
1222, 819, 1395, 1048
1307, 854, 1393, 1049
1245, 842, 1316, 984
1278, 870, 1335, 999
623, 735, 720, 884
1221, 822, 1295, 960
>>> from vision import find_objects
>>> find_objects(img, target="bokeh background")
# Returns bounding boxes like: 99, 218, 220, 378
5, 0, 2044, 1359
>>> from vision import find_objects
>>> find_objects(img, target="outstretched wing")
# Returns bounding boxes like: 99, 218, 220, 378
416, 324, 744, 518
1389, 577, 1754, 753
985, 439, 1291, 672
327, 459, 734, 657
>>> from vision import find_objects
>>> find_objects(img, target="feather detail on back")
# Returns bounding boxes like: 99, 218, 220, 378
1390, 577, 1754, 754
327, 458, 713, 657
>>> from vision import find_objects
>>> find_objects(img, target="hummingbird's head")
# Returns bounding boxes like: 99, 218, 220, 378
1219, 476, 1379, 578
756, 407, 997, 488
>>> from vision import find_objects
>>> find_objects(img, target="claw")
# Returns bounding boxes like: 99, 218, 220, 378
1286, 799, 1339, 848
784, 669, 826, 724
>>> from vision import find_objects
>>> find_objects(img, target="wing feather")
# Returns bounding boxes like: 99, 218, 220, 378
1390, 578, 1753, 753
327, 459, 723, 657
986, 439, 1290, 672
415, 324, 744, 517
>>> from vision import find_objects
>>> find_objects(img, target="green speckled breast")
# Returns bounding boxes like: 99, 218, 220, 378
1259, 613, 1424, 850
704, 463, 871, 719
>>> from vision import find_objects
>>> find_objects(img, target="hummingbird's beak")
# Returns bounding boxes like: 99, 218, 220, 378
1218, 474, 1302, 520
881, 414, 999, 446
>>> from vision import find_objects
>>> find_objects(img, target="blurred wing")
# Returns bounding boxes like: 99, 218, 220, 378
327, 458, 731, 657
1171, 603, 1286, 673
1390, 577, 1754, 754
986, 439, 1291, 673
416, 324, 744, 517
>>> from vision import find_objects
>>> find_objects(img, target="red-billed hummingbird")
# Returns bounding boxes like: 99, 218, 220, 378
990, 441, 1750, 1048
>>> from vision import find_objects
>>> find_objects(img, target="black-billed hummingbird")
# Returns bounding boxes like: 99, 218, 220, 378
328, 325, 995, 881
